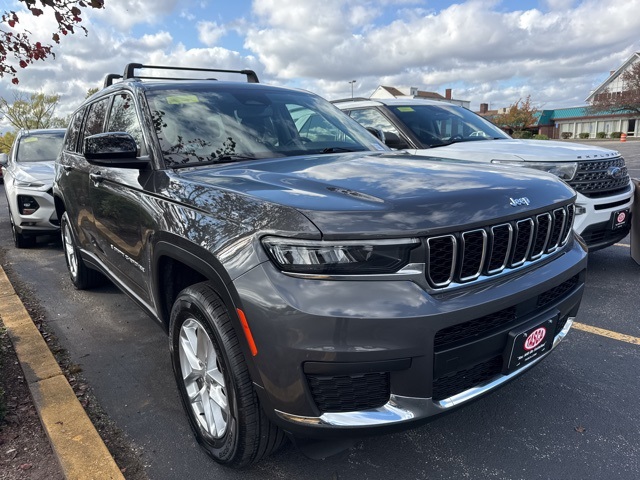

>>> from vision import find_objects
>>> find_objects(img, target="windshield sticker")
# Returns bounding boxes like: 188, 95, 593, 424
372, 143, 386, 151
166, 95, 199, 105
23, 137, 39, 143
397, 107, 415, 112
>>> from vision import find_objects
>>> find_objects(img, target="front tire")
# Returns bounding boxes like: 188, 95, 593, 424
60, 211, 103, 289
169, 282, 285, 468
10, 213, 35, 248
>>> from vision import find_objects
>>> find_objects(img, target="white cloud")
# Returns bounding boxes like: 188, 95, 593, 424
197, 21, 226, 46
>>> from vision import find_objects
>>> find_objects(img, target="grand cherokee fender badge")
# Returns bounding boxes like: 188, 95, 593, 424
524, 327, 547, 350
509, 197, 531, 207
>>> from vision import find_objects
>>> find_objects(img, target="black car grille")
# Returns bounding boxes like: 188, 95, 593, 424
306, 372, 390, 413
432, 275, 581, 401
426, 204, 575, 289
433, 356, 503, 401
569, 157, 631, 198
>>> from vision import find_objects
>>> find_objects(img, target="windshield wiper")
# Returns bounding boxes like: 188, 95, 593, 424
319, 147, 362, 154
170, 154, 257, 169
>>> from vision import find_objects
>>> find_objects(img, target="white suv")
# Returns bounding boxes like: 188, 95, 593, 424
0, 128, 65, 247
335, 98, 634, 251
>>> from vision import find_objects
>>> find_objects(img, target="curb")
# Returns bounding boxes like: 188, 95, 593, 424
0, 266, 124, 480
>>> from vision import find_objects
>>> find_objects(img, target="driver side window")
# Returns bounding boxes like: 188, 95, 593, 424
348, 108, 410, 149
107, 93, 146, 156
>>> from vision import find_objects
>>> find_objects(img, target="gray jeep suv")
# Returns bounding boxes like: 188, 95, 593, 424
53, 64, 587, 468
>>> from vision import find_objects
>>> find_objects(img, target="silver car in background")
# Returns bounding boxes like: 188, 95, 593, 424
1, 128, 65, 248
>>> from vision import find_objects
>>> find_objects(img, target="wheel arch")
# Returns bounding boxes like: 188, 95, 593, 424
152, 235, 242, 333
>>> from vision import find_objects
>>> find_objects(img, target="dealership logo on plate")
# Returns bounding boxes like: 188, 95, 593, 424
524, 327, 547, 350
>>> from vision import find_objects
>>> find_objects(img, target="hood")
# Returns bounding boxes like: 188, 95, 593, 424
180, 152, 575, 238
14, 161, 56, 184
412, 139, 621, 163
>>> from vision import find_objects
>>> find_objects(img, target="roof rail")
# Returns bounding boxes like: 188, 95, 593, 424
104, 73, 123, 88
122, 63, 260, 83
331, 97, 371, 104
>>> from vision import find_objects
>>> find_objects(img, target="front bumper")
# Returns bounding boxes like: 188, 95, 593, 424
233, 238, 587, 438
573, 185, 634, 250
9, 187, 60, 235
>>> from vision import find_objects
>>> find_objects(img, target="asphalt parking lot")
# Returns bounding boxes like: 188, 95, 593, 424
1, 139, 640, 479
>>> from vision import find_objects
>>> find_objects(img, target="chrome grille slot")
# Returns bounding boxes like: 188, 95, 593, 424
487, 224, 512, 274
425, 204, 575, 290
459, 230, 486, 281
561, 204, 575, 244
511, 219, 534, 267
427, 235, 456, 287
531, 213, 551, 260
547, 208, 566, 253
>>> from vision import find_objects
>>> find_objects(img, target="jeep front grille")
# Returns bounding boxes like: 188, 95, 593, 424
426, 204, 575, 289
569, 157, 631, 198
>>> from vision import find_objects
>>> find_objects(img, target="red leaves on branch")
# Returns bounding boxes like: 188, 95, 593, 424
1, 0, 105, 82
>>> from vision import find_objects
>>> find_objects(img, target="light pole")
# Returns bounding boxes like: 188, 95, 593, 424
349, 80, 356, 99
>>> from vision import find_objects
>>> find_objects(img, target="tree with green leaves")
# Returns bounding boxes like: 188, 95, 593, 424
0, 91, 67, 130
590, 62, 640, 115
0, 130, 17, 154
1, 0, 105, 84
495, 95, 539, 134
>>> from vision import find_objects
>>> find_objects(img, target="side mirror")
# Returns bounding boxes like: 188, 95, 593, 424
84, 132, 149, 169
365, 127, 386, 143
383, 131, 410, 150
0, 152, 8, 167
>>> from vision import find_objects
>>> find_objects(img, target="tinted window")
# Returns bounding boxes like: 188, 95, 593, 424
388, 104, 509, 147
145, 85, 386, 167
106, 93, 146, 155
349, 108, 410, 149
81, 98, 110, 149
64, 110, 85, 153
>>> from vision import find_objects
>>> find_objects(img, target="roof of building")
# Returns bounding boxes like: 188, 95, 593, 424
585, 51, 640, 103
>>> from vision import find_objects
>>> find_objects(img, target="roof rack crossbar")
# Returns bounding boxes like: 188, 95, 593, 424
123, 63, 259, 83
104, 73, 123, 88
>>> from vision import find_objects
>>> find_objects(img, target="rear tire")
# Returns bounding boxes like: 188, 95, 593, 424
169, 282, 286, 468
60, 211, 103, 289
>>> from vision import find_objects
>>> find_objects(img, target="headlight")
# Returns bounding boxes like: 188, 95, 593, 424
15, 180, 45, 188
262, 236, 420, 275
491, 160, 577, 181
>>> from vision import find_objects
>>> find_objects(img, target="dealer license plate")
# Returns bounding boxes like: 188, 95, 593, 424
502, 313, 558, 374
611, 208, 630, 230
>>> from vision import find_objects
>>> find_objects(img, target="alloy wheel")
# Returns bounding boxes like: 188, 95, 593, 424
178, 317, 229, 438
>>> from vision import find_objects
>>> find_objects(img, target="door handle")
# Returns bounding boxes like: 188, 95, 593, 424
63, 165, 73, 172
89, 172, 104, 184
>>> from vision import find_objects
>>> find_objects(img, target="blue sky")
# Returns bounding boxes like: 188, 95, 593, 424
2, 0, 640, 124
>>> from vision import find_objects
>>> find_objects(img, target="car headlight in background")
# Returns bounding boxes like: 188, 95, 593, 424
15, 179, 46, 188
18, 195, 40, 215
262, 237, 420, 275
491, 160, 578, 181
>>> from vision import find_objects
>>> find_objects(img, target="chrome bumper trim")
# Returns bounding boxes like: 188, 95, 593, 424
275, 317, 575, 428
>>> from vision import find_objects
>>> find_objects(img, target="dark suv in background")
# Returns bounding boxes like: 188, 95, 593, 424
53, 64, 587, 468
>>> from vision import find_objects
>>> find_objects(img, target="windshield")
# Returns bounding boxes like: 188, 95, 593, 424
16, 131, 65, 162
146, 85, 387, 167
388, 104, 510, 148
